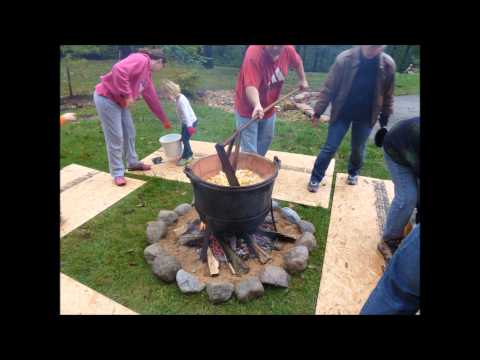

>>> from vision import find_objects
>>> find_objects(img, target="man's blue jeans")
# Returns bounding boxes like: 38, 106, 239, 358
235, 112, 275, 156
360, 224, 420, 315
383, 151, 418, 241
310, 116, 373, 183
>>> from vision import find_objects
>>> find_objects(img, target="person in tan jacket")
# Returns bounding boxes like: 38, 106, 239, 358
308, 45, 396, 192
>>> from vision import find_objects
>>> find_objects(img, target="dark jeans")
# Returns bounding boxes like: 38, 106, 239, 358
360, 224, 420, 315
310, 116, 373, 182
181, 121, 198, 159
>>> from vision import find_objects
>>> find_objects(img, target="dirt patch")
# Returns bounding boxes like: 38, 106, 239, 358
160, 207, 301, 285
198, 90, 235, 113
199, 90, 318, 122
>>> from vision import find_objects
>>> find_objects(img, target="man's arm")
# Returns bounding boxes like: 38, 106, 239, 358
313, 59, 341, 119
294, 61, 309, 90
380, 68, 396, 127
246, 86, 264, 120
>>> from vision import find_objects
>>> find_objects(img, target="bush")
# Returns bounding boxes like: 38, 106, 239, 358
61, 45, 118, 60
161, 67, 200, 99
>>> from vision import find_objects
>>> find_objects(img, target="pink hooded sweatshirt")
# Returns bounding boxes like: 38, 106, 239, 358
95, 53, 171, 127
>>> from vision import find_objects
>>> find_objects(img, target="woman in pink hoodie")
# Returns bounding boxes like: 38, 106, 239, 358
94, 48, 172, 186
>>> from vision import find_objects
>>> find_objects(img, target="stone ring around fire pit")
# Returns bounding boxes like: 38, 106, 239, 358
143, 202, 318, 304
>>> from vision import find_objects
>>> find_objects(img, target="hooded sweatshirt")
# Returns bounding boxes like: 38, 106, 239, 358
95, 53, 170, 125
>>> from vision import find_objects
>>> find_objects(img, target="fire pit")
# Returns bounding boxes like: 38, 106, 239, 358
144, 201, 318, 304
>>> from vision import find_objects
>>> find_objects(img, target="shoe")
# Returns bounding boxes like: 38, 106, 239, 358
114, 176, 127, 186
347, 175, 358, 185
176, 157, 193, 166
307, 179, 320, 193
128, 162, 151, 171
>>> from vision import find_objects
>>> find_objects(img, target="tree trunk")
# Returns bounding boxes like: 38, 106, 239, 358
203, 45, 214, 68
66, 61, 73, 98
313, 46, 321, 72
401, 45, 412, 72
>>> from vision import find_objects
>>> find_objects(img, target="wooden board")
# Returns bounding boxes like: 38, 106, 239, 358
60, 164, 145, 238
129, 141, 334, 208
60, 273, 137, 315
315, 173, 394, 315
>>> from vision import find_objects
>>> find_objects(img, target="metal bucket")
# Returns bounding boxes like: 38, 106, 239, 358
159, 133, 183, 160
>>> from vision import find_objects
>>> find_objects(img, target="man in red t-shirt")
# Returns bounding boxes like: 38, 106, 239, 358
234, 45, 308, 155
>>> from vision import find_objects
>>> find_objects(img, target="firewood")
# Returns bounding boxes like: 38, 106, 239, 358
221, 242, 249, 275
253, 243, 272, 264
207, 247, 219, 276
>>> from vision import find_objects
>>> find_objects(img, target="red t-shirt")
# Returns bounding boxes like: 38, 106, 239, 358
234, 45, 302, 119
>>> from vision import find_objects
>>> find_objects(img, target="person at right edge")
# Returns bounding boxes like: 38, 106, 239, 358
307, 45, 396, 192
360, 116, 420, 315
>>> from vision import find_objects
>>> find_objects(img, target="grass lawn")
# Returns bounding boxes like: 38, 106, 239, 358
60, 97, 392, 314
60, 59, 420, 98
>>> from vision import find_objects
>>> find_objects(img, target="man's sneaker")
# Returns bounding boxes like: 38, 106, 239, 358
128, 162, 151, 171
176, 157, 193, 166
114, 176, 127, 186
307, 179, 320, 193
347, 175, 358, 185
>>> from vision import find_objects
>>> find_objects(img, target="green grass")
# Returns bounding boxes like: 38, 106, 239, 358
61, 99, 391, 314
60, 59, 420, 97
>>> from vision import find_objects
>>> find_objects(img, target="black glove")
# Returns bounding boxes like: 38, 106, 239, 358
374, 127, 388, 147
379, 113, 389, 128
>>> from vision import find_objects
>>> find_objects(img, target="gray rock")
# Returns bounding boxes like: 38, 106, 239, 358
283, 245, 309, 274
271, 200, 280, 210
206, 282, 234, 304
151, 254, 181, 283
144, 242, 167, 265
296, 232, 317, 252
146, 220, 167, 244
259, 265, 290, 288
174, 203, 193, 216
234, 277, 264, 303
264, 214, 273, 224
281, 207, 301, 225
298, 220, 316, 234
176, 269, 205, 293
157, 210, 178, 225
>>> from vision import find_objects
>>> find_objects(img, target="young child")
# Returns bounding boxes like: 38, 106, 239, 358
160, 80, 198, 166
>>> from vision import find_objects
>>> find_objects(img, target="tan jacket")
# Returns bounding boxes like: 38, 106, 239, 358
313, 47, 396, 127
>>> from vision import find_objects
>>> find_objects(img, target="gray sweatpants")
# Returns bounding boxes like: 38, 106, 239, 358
93, 92, 139, 178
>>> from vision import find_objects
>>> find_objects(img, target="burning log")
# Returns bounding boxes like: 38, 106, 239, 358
253, 242, 272, 264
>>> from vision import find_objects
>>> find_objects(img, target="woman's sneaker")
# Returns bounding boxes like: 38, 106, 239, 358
114, 176, 127, 186
176, 157, 193, 166
307, 179, 320, 193
347, 175, 358, 185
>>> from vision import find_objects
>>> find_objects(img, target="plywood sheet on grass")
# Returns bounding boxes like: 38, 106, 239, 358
60, 273, 137, 315
60, 164, 145, 238
130, 141, 334, 208
315, 174, 394, 315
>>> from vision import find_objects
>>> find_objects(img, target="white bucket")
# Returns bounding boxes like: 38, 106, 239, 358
159, 133, 183, 160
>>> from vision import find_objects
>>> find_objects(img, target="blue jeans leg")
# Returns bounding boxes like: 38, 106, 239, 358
310, 117, 352, 183
235, 112, 258, 154
235, 112, 275, 155
257, 114, 275, 156
360, 224, 420, 315
383, 151, 418, 241
348, 119, 373, 177
181, 121, 197, 159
